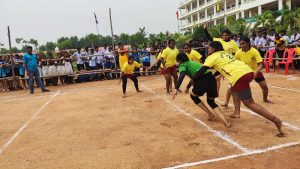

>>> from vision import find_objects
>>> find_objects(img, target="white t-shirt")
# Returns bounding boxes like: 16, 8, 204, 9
290, 33, 300, 45
258, 37, 269, 51
106, 51, 115, 63
89, 56, 97, 67
73, 52, 84, 64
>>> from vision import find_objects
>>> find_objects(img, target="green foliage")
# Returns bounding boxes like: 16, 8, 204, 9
209, 23, 226, 37
192, 26, 206, 40
253, 10, 276, 30
0, 48, 9, 54
45, 42, 56, 51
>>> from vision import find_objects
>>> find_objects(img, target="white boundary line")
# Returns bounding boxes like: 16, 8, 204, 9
0, 90, 61, 155
215, 99, 300, 131
162, 141, 299, 169
142, 84, 251, 153
270, 85, 300, 93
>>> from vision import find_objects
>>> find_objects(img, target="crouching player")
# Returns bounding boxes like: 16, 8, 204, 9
173, 53, 231, 127
119, 56, 143, 98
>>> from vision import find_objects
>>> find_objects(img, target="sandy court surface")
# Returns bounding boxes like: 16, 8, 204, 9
0, 71, 299, 169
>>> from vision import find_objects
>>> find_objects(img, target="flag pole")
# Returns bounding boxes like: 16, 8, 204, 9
7, 26, 18, 89
94, 12, 100, 36
109, 8, 117, 78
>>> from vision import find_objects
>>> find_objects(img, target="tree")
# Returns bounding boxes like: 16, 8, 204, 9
280, 7, 300, 32
130, 27, 148, 46
29, 39, 39, 50
209, 23, 227, 37
118, 33, 130, 45
45, 42, 56, 51
192, 26, 206, 40
15, 38, 24, 48
253, 10, 276, 30
11, 47, 20, 53
148, 33, 157, 46
0, 48, 9, 54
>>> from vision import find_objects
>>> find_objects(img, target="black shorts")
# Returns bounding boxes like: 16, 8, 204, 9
254, 72, 265, 83
192, 72, 218, 98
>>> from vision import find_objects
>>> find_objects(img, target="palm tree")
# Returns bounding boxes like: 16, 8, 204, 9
253, 10, 276, 30
209, 23, 227, 37
281, 7, 300, 31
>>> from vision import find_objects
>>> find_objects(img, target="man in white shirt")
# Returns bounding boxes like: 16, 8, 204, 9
268, 29, 276, 49
73, 48, 85, 71
258, 32, 270, 57
254, 31, 262, 48
289, 27, 300, 45
89, 48, 97, 70
83, 47, 90, 70
250, 33, 256, 47
280, 30, 290, 45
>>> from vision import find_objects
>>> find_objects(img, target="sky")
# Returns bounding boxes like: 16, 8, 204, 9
0, 0, 179, 48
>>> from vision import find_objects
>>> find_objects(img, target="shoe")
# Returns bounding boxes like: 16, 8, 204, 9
30, 91, 34, 94
42, 89, 50, 92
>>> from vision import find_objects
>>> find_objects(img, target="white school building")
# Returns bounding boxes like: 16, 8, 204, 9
178, 0, 300, 32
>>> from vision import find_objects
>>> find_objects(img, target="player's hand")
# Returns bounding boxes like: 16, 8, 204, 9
185, 88, 189, 94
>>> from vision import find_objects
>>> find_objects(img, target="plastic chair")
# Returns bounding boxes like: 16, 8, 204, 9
277, 48, 295, 74
263, 49, 276, 73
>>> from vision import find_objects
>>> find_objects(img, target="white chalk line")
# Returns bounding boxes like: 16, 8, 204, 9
162, 141, 300, 169
270, 85, 300, 93
141, 84, 251, 153
215, 99, 300, 131
0, 90, 61, 155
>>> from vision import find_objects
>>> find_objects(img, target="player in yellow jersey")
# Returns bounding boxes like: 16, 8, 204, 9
204, 24, 239, 55
193, 41, 284, 137
222, 36, 272, 113
161, 39, 180, 94
118, 44, 129, 69
183, 43, 203, 63
148, 45, 173, 92
119, 56, 144, 98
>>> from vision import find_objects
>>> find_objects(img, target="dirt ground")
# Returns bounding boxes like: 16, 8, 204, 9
0, 71, 299, 169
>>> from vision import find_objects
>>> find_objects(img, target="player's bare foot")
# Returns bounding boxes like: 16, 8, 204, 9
207, 116, 216, 121
224, 121, 232, 128
221, 103, 229, 108
229, 113, 240, 118
274, 118, 285, 137
264, 99, 273, 104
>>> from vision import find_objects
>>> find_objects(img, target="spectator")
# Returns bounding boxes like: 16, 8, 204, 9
73, 48, 85, 71
23, 46, 49, 94
290, 27, 300, 45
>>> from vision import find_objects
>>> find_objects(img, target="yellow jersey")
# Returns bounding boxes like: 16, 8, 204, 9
122, 61, 141, 74
161, 47, 179, 68
213, 38, 239, 55
186, 49, 202, 63
235, 47, 263, 71
275, 38, 286, 50
204, 51, 253, 85
295, 47, 300, 56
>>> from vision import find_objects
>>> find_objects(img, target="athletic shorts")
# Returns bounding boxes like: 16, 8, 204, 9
192, 72, 218, 98
254, 72, 265, 83
124, 74, 135, 78
161, 65, 177, 75
231, 72, 254, 100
